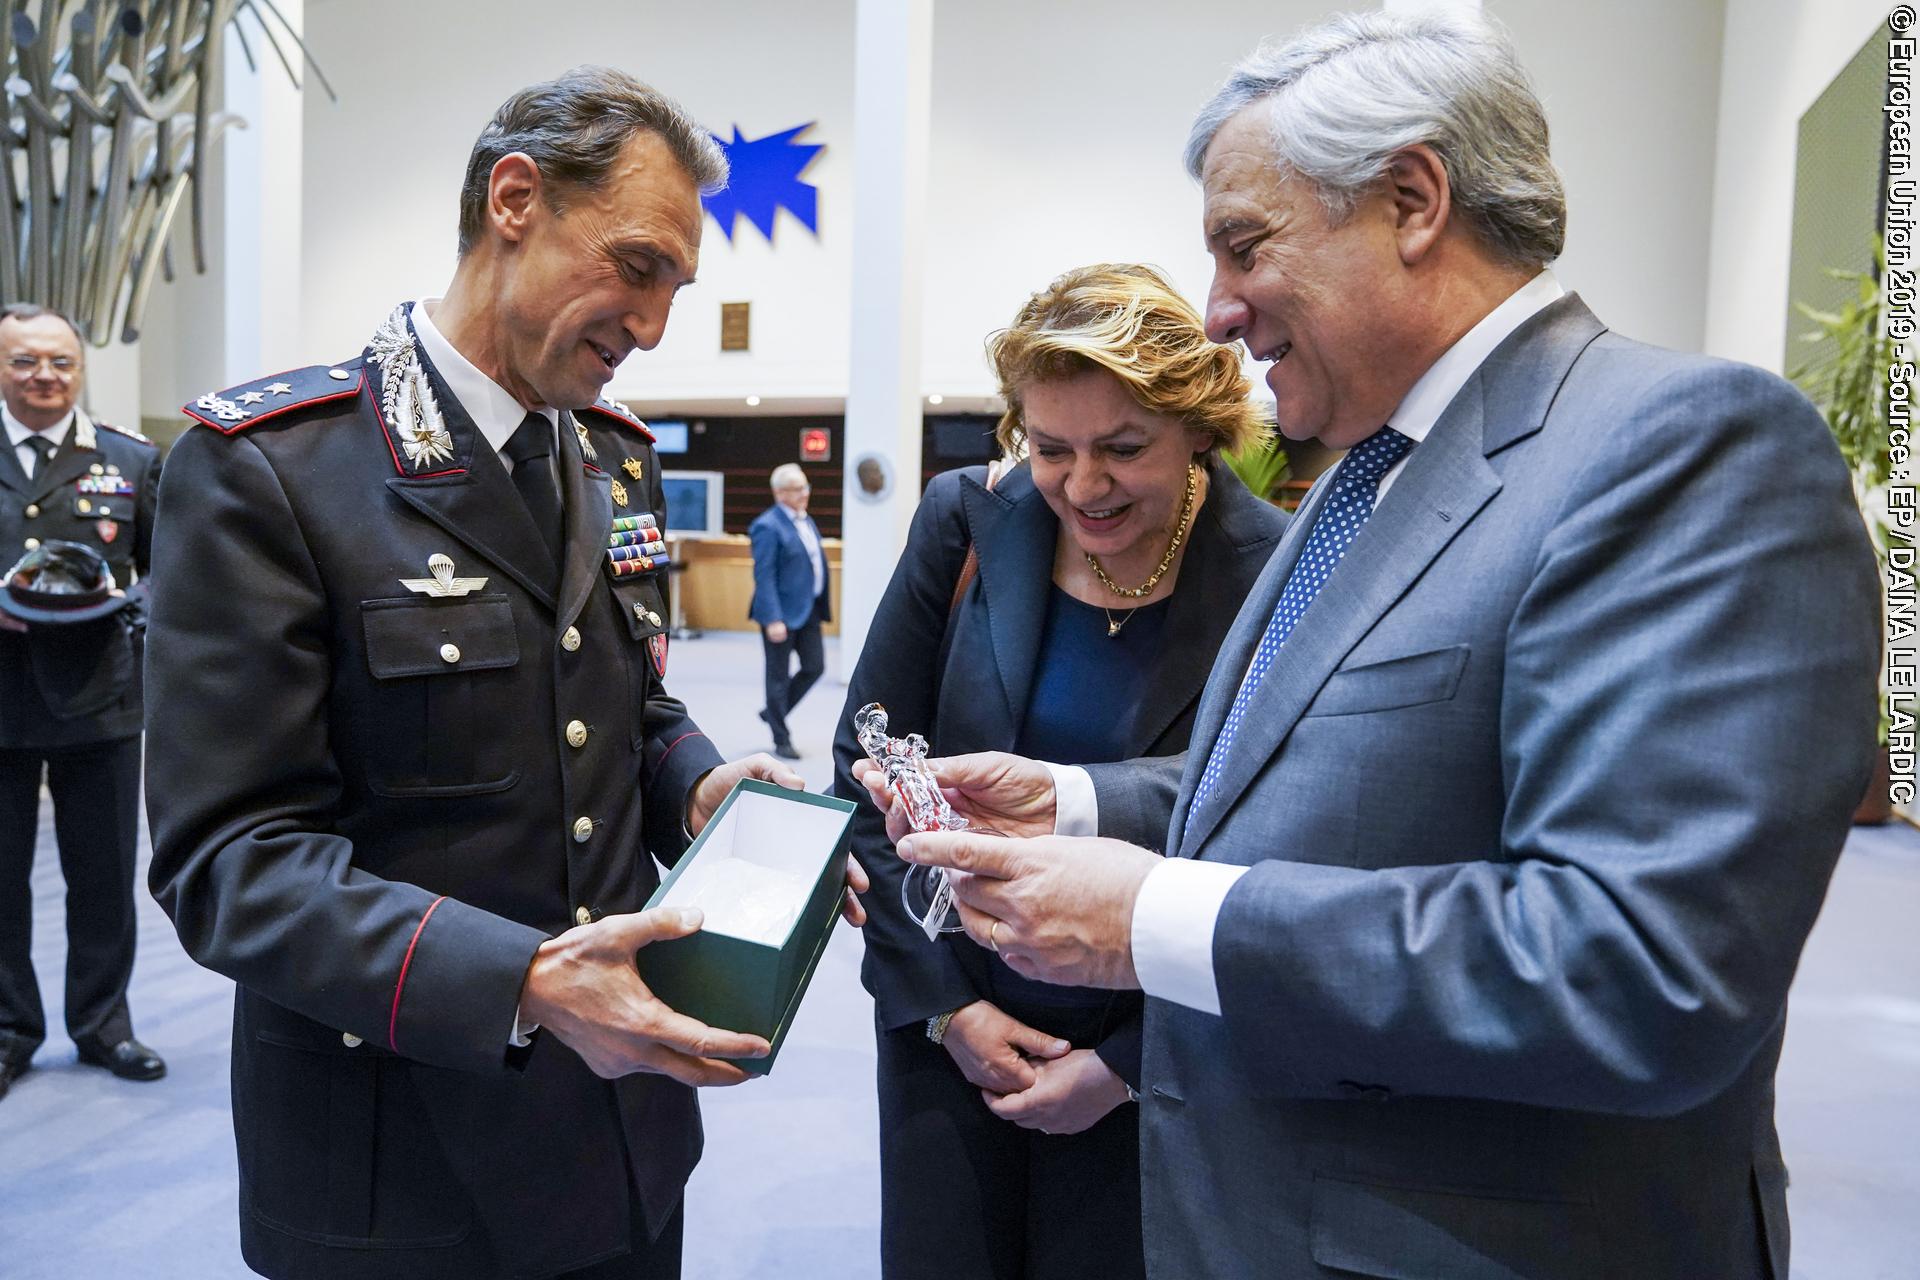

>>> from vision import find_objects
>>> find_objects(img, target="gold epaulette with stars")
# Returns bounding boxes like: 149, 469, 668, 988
182, 360, 366, 435
575, 396, 655, 443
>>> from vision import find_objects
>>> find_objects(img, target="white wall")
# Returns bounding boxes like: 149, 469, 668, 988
137, 22, 233, 424
278, 0, 1735, 407
1705, 0, 1895, 371
1495, 0, 1727, 354
297, 0, 855, 403
919, 0, 1330, 397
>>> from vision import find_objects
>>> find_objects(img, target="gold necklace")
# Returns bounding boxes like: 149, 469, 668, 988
1102, 605, 1134, 638
1085, 462, 1198, 605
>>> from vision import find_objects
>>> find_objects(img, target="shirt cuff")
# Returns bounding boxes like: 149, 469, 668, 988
1129, 858, 1249, 1016
510, 1004, 538, 1047
1044, 763, 1098, 836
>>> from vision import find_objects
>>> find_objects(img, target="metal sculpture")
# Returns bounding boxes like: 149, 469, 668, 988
1, 0, 331, 345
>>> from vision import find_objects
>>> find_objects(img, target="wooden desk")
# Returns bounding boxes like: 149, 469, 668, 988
671, 534, 844, 634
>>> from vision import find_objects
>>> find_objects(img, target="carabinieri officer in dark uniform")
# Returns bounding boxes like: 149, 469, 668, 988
0, 302, 165, 1100
144, 68, 864, 1280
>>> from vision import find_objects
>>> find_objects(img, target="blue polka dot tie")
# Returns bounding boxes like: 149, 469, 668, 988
1191, 426, 1415, 817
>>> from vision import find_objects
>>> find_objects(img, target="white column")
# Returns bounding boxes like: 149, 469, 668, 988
84, 332, 141, 430
838, 0, 932, 680
221, 0, 305, 384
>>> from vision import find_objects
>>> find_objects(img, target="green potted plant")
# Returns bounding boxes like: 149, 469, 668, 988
1223, 434, 1291, 506
1792, 238, 1901, 823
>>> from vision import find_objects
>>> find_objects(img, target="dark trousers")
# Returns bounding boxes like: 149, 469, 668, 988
761, 603, 826, 745
0, 735, 141, 1061
875, 1005, 1146, 1280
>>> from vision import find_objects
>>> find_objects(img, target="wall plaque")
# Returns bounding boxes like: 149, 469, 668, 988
720, 302, 751, 352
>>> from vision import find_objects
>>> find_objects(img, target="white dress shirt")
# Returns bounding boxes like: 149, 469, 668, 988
5, 405, 76, 479
1051, 270, 1567, 1016
410, 300, 559, 480
786, 503, 826, 598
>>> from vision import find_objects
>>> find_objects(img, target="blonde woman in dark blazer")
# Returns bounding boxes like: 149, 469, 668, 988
833, 263, 1287, 1279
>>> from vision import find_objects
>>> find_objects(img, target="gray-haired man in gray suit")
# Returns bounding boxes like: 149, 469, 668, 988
860, 9, 1880, 1278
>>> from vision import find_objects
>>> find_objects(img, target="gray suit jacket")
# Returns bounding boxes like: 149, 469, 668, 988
1087, 296, 1880, 1279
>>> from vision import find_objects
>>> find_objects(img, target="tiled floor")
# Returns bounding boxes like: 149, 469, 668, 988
0, 630, 1915, 1278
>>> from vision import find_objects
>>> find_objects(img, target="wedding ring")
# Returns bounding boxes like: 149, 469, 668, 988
989, 920, 1004, 953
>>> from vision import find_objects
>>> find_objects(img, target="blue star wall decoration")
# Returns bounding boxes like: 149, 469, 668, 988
703, 123, 825, 243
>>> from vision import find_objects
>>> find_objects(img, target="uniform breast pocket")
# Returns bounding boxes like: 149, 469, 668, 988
358, 594, 523, 797
609, 577, 670, 748
56, 493, 133, 566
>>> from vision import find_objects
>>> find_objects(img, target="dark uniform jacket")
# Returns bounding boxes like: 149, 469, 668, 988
145, 310, 725, 1280
0, 412, 159, 749
831, 457, 1288, 1084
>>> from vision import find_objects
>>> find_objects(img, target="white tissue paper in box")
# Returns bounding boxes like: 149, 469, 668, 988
665, 855, 812, 945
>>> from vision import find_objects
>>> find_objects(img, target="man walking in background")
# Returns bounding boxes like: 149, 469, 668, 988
749, 462, 830, 760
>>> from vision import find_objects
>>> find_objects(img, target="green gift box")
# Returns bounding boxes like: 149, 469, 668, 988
637, 779, 856, 1075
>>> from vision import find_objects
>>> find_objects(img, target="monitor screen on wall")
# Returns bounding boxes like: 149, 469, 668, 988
648, 420, 690, 453
660, 470, 726, 536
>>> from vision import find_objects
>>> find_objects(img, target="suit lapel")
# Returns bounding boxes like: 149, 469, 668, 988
1165, 467, 1339, 850
1177, 393, 1502, 856
0, 436, 27, 494
1172, 296, 1607, 857
556, 413, 613, 634
386, 460, 561, 612
962, 468, 1055, 734
375, 323, 562, 610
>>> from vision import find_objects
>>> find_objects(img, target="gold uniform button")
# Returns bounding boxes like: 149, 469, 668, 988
23, 504, 36, 518
439, 643, 461, 664
341, 1032, 363, 1048
561, 626, 582, 652
572, 816, 593, 843
575, 906, 593, 927
89, 463, 104, 476
646, 610, 662, 627
566, 720, 588, 749
76, 498, 92, 513
328, 368, 351, 381
22, 538, 38, 550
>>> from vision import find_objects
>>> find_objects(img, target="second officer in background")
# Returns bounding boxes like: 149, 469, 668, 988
0, 303, 164, 1101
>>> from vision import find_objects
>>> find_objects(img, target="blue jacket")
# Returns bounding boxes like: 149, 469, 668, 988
747, 503, 830, 629
1085, 295, 1879, 1280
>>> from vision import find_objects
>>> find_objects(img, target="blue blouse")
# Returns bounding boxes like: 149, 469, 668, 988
1019, 585, 1174, 766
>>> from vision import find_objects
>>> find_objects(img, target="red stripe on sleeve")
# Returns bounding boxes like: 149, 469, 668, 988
389, 895, 449, 1053
657, 731, 708, 771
